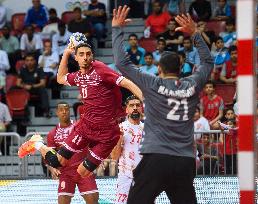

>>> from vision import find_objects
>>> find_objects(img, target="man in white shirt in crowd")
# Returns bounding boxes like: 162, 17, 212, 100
52, 22, 71, 57
20, 25, 43, 58
38, 40, 59, 78
112, 95, 143, 204
194, 106, 210, 141
0, 101, 12, 155
0, 48, 10, 97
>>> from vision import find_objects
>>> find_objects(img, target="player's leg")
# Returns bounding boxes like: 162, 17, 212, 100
77, 126, 120, 177
127, 154, 164, 204
116, 174, 132, 204
164, 156, 197, 204
18, 134, 70, 168
58, 174, 76, 204
58, 196, 72, 204
77, 174, 99, 204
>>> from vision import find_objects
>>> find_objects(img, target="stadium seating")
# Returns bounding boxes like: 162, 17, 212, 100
215, 84, 236, 106
5, 75, 17, 92
15, 60, 25, 74
206, 20, 226, 36
138, 37, 157, 53
61, 11, 76, 24
6, 89, 30, 119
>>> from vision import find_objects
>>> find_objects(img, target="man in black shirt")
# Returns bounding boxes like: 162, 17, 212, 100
158, 18, 184, 52
84, 0, 107, 47
68, 7, 93, 48
16, 53, 50, 117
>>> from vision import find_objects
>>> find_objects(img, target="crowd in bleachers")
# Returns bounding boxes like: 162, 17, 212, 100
0, 0, 257, 176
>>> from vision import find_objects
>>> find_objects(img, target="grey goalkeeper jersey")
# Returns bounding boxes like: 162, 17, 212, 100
112, 27, 214, 158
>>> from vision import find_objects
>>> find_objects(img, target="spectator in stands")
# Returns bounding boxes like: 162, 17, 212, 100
38, 40, 61, 99
200, 81, 224, 129
0, 25, 20, 73
68, 7, 93, 47
20, 25, 43, 59
145, 1, 171, 37
0, 101, 12, 155
52, 22, 71, 56
179, 36, 200, 66
0, 48, 10, 97
166, 0, 186, 16
152, 38, 166, 65
220, 45, 237, 84
24, 0, 48, 29
16, 53, 50, 118
193, 107, 210, 141
224, 107, 236, 122
158, 18, 184, 52
140, 52, 158, 76
0, 2, 7, 29
197, 21, 216, 50
46, 8, 61, 25
83, 0, 107, 48
197, 134, 219, 175
38, 40, 59, 78
126, 33, 145, 67
188, 0, 212, 21
211, 36, 230, 81
41, 8, 61, 36
178, 51, 194, 78
219, 118, 238, 174
219, 18, 237, 48
212, 0, 232, 21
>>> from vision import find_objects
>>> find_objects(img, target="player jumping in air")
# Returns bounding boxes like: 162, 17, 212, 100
18, 33, 143, 179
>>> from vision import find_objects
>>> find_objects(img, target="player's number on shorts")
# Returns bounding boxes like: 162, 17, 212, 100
167, 98, 188, 121
72, 135, 82, 145
81, 87, 87, 98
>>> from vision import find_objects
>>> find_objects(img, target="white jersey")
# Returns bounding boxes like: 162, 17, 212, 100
118, 120, 143, 178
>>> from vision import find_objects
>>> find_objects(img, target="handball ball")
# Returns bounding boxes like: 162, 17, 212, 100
68, 32, 88, 48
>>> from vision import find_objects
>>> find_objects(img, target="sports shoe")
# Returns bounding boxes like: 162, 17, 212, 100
18, 134, 43, 158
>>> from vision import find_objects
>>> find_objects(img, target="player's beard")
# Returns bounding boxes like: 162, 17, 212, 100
130, 112, 141, 120
81, 60, 92, 69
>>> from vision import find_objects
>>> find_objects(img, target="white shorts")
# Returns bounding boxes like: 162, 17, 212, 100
116, 173, 133, 204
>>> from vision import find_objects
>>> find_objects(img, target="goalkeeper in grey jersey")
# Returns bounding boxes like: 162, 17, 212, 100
112, 6, 214, 204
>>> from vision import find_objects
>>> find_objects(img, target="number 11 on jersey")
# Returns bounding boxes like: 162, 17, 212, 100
167, 98, 189, 121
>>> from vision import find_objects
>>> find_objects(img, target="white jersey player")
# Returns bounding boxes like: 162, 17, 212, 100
112, 95, 143, 204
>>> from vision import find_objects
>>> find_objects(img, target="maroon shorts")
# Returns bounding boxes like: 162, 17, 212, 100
62, 120, 120, 166
58, 172, 98, 196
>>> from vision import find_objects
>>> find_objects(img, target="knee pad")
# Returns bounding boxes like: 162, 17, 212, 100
45, 150, 62, 168
82, 159, 98, 172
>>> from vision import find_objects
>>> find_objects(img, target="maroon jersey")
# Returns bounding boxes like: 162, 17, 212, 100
47, 121, 87, 174
200, 95, 224, 121
65, 60, 124, 125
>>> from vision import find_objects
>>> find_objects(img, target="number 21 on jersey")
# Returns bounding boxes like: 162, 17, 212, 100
167, 98, 188, 121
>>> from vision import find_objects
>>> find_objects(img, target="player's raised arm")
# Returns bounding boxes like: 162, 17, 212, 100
57, 46, 74, 85
175, 14, 214, 91
112, 6, 155, 91
120, 78, 143, 102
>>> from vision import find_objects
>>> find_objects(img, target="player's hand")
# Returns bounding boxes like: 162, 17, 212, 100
112, 6, 132, 27
175, 13, 198, 36
48, 166, 61, 180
